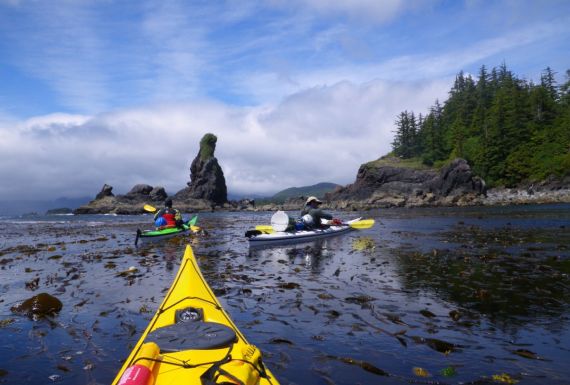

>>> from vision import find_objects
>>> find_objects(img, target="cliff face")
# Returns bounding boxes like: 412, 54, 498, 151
324, 157, 487, 209
174, 133, 227, 205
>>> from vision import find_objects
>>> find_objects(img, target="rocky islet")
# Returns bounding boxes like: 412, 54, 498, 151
74, 136, 569, 214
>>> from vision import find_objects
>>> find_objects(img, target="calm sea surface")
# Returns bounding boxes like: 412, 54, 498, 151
0, 204, 569, 384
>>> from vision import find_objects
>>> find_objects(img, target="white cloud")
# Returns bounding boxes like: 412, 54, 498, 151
272, 0, 438, 23
1, 0, 567, 203
0, 78, 450, 201
226, 14, 570, 108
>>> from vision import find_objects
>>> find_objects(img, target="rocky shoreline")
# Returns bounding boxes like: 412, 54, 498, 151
71, 170, 569, 216
253, 187, 570, 212
71, 136, 568, 215
483, 186, 570, 206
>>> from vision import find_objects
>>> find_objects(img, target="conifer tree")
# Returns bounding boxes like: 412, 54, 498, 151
390, 64, 570, 185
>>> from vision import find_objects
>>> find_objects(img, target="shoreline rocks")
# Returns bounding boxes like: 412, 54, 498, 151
73, 149, 569, 215
483, 185, 570, 206
250, 159, 568, 212
320, 157, 488, 210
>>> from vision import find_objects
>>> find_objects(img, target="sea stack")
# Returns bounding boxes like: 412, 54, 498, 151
175, 133, 228, 205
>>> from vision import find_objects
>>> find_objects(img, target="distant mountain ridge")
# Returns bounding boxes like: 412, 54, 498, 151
270, 182, 340, 203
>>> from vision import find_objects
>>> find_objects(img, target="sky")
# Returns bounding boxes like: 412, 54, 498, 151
0, 0, 568, 201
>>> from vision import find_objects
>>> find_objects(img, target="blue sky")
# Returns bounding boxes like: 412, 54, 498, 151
0, 0, 569, 201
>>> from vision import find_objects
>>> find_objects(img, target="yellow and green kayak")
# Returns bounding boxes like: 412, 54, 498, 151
112, 245, 279, 385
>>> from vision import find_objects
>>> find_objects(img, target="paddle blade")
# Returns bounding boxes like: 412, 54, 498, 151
188, 215, 198, 226
255, 225, 274, 233
349, 219, 375, 229
143, 204, 157, 212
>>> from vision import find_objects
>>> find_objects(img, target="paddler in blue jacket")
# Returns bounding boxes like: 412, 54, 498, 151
300, 196, 337, 228
154, 198, 183, 228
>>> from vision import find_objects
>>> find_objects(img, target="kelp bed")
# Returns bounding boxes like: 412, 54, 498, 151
0, 205, 569, 384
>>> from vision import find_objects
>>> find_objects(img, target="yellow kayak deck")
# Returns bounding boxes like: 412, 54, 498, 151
112, 245, 279, 385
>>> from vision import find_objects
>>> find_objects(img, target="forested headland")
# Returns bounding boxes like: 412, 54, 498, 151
391, 65, 570, 187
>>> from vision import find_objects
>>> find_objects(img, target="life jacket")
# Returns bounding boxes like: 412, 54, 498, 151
160, 208, 180, 227
162, 213, 177, 227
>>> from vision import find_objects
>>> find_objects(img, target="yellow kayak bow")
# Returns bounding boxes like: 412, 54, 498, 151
112, 245, 279, 385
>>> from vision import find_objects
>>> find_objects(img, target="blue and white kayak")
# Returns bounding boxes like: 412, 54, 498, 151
246, 218, 363, 247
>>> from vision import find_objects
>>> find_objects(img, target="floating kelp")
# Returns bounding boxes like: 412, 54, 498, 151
0, 318, 15, 328
413, 367, 431, 377
491, 373, 519, 384
278, 282, 301, 290
511, 349, 542, 360
352, 237, 376, 252
10, 292, 63, 319
327, 310, 341, 318
325, 355, 389, 376
0, 244, 42, 256
440, 366, 457, 377
0, 205, 568, 385
74, 298, 89, 308
0, 257, 14, 265
115, 266, 138, 277
25, 277, 40, 290
449, 309, 462, 321
410, 336, 461, 354
345, 295, 375, 305
384, 313, 408, 326
57, 364, 71, 372
420, 309, 437, 318
269, 338, 293, 345
393, 232, 570, 322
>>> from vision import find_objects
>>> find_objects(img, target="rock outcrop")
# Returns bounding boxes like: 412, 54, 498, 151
426, 159, 486, 196
73, 133, 229, 214
324, 156, 487, 209
95, 184, 114, 199
175, 133, 227, 205
74, 183, 168, 214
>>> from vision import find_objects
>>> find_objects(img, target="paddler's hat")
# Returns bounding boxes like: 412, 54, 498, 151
306, 196, 322, 205
165, 198, 173, 208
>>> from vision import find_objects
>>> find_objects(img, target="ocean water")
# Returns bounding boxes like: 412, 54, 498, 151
0, 204, 569, 384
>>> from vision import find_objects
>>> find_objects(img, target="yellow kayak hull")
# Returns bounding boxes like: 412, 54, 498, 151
112, 245, 279, 385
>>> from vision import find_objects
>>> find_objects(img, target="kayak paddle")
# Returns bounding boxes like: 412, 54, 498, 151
255, 225, 274, 233
347, 219, 375, 229
187, 216, 200, 232
143, 204, 157, 212
321, 218, 375, 229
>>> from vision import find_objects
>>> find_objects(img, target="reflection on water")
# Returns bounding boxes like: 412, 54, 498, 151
249, 238, 340, 273
0, 205, 569, 384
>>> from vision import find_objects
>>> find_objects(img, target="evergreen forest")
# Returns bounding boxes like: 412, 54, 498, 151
391, 65, 570, 187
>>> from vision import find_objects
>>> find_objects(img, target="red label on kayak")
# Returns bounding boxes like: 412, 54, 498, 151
117, 364, 153, 385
